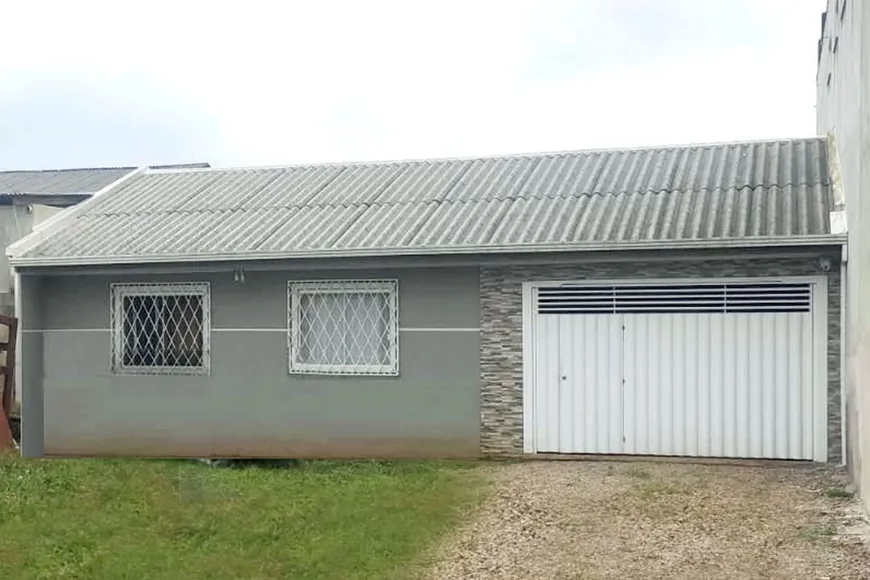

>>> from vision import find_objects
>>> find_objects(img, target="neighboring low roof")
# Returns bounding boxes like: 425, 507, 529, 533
0, 167, 133, 197
0, 163, 211, 197
9, 137, 844, 267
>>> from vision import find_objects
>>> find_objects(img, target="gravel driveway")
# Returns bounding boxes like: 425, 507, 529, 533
421, 461, 870, 580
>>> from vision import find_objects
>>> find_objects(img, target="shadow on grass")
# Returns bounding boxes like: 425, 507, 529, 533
164, 457, 487, 472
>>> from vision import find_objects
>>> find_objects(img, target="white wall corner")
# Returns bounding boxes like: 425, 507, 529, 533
839, 246, 847, 466
6, 166, 148, 260
825, 133, 848, 235
830, 210, 848, 234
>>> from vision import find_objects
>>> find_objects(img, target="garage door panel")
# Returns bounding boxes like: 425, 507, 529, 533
624, 313, 704, 457
587, 315, 623, 454
695, 314, 713, 457
800, 311, 815, 459
623, 311, 814, 460
762, 315, 777, 457
748, 315, 765, 458
566, 315, 623, 454
733, 314, 750, 457
780, 312, 814, 460
721, 314, 738, 457
533, 313, 560, 452
622, 314, 645, 455
534, 312, 622, 453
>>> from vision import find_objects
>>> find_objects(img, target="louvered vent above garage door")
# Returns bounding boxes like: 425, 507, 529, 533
536, 282, 812, 314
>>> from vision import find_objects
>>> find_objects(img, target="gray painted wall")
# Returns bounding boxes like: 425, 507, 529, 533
817, 0, 870, 502
19, 275, 43, 454
21, 267, 481, 458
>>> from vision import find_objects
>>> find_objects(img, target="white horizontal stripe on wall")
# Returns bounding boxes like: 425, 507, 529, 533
212, 327, 481, 332
399, 327, 480, 332
211, 328, 285, 332
27, 327, 481, 333
23, 328, 110, 333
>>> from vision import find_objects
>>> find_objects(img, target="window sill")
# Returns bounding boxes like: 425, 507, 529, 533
112, 365, 210, 376
289, 363, 399, 377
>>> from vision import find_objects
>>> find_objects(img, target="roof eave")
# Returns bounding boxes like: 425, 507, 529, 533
9, 235, 848, 269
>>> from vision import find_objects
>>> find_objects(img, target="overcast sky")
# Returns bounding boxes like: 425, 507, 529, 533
0, 0, 826, 170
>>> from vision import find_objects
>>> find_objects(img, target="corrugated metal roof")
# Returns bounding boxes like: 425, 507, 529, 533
0, 167, 134, 196
12, 138, 841, 266
0, 163, 211, 196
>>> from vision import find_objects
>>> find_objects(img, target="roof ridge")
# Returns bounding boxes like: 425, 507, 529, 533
0, 191, 94, 196
0, 166, 136, 174
0, 162, 209, 175
143, 136, 827, 175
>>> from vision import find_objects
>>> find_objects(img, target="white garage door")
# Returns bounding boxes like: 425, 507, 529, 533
526, 279, 828, 461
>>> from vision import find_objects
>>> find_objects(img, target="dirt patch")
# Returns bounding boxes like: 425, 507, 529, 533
421, 461, 870, 580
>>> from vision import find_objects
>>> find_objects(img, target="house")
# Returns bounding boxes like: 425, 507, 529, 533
6, 138, 847, 462
817, 0, 870, 509
0, 164, 210, 314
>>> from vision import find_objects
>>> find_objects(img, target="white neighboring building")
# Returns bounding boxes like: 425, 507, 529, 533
817, 0, 870, 510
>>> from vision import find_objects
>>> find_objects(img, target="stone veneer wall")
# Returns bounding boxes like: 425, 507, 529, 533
479, 257, 842, 462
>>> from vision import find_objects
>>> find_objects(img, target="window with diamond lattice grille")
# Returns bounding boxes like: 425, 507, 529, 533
111, 283, 210, 374
288, 280, 399, 376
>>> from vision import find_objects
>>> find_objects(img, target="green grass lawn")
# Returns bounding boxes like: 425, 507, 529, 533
0, 456, 487, 580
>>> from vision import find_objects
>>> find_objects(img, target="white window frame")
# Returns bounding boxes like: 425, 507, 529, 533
110, 282, 211, 375
288, 279, 399, 376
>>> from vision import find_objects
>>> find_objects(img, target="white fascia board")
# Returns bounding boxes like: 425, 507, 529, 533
8, 233, 849, 269
6, 166, 148, 259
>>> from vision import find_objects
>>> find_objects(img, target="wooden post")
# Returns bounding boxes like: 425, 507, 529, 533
0, 314, 18, 451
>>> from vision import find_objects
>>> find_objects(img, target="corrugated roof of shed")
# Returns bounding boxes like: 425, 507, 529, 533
0, 167, 134, 196
0, 163, 211, 196
10, 137, 842, 266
